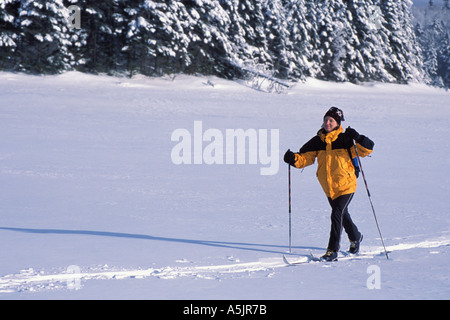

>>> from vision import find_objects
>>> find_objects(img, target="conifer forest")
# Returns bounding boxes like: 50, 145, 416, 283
0, 0, 448, 88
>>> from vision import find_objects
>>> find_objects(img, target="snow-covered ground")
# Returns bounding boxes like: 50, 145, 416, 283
0, 72, 449, 299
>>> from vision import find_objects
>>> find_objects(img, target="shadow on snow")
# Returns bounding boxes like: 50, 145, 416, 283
0, 226, 323, 255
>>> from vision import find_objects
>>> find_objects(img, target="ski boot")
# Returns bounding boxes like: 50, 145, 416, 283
349, 234, 363, 254
320, 249, 338, 262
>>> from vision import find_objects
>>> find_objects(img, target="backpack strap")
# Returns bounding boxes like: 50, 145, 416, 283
347, 146, 360, 178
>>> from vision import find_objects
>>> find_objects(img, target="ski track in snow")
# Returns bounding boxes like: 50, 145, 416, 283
1, 237, 449, 294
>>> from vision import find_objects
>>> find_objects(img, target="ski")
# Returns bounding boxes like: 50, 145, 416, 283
283, 253, 319, 265
309, 253, 322, 262
283, 248, 391, 266
282, 254, 309, 265
284, 252, 343, 264
286, 250, 389, 265
308, 252, 350, 262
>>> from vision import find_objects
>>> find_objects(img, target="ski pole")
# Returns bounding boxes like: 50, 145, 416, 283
352, 140, 389, 260
288, 164, 292, 253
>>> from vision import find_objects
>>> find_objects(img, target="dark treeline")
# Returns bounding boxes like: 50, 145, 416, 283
0, 0, 447, 87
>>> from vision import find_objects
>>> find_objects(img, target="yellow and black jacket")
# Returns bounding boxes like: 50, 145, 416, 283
294, 126, 374, 200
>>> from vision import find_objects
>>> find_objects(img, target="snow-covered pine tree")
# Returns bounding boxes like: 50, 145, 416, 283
110, 0, 131, 74
0, 0, 435, 85
262, 0, 291, 79
346, 0, 394, 82
124, 0, 188, 76
418, 20, 443, 86
62, 0, 88, 70
238, 0, 269, 65
397, 0, 425, 82
301, 0, 321, 78
314, 0, 357, 82
73, 0, 108, 73
425, 21, 448, 88
284, 0, 313, 80
441, 31, 450, 88
0, 0, 20, 70
16, 0, 73, 74
74, 0, 128, 74
222, 0, 270, 73
380, 0, 424, 83
121, 0, 146, 77
309, 0, 328, 80
332, 0, 359, 82
413, 3, 449, 88
183, 0, 235, 77
163, 1, 195, 74
127, 0, 171, 76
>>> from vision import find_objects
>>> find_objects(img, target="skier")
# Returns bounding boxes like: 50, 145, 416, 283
283, 107, 374, 261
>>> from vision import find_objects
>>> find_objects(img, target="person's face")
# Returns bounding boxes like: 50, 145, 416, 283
323, 116, 338, 133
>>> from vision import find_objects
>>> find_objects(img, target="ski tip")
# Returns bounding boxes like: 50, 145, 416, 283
309, 253, 321, 262
283, 254, 310, 265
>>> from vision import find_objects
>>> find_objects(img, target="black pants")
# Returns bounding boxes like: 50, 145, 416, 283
327, 193, 361, 252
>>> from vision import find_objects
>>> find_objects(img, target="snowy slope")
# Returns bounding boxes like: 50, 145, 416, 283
0, 72, 449, 299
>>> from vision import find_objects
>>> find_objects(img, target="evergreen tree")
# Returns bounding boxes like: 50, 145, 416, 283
163, 1, 195, 74
224, 0, 270, 69
0, 0, 20, 70
347, 0, 394, 82
71, 0, 129, 74
121, 0, 146, 77
284, 0, 312, 79
124, 0, 192, 76
315, 0, 357, 81
303, 0, 322, 78
183, 0, 235, 77
380, 0, 424, 82
0, 0, 435, 85
262, 0, 291, 78
16, 0, 73, 74
415, 9, 450, 88
63, 0, 88, 70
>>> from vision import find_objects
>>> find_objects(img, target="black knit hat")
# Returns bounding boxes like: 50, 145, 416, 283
324, 107, 345, 125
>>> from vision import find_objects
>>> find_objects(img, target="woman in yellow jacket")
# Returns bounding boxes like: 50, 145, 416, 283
284, 107, 374, 261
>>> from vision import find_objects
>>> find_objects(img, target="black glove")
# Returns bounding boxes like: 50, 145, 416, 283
346, 127, 360, 141
284, 149, 296, 166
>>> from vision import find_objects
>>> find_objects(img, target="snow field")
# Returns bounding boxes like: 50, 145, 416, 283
0, 72, 449, 299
